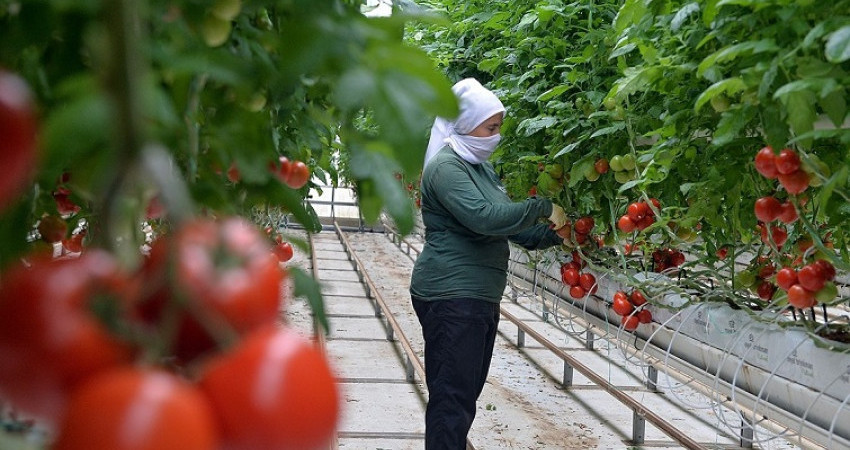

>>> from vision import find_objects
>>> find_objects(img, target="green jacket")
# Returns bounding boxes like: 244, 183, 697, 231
410, 147, 562, 303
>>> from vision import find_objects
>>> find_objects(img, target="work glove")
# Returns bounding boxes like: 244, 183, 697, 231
548, 204, 568, 230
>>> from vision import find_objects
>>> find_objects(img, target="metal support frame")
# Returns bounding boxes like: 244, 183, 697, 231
646, 366, 658, 392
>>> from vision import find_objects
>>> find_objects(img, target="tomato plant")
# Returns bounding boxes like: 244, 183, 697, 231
199, 327, 339, 450
137, 217, 282, 363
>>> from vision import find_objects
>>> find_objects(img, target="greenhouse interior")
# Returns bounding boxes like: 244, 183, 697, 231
1, 0, 849, 449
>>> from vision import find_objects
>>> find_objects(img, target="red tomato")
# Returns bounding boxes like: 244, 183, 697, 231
0, 70, 38, 212
579, 273, 596, 291
814, 259, 836, 281
778, 170, 809, 194
617, 215, 636, 233
0, 251, 136, 425
38, 214, 67, 243
527, 185, 537, 197
754, 196, 781, 223
275, 156, 292, 182
574, 216, 594, 235
716, 247, 728, 260
62, 231, 86, 254
273, 241, 294, 263
555, 222, 571, 240
53, 186, 81, 216
759, 224, 787, 247
775, 148, 801, 175
594, 158, 609, 174
754, 146, 778, 179
775, 267, 797, 291
637, 309, 652, 324
787, 284, 816, 309
629, 290, 647, 306
569, 285, 586, 299
53, 368, 218, 450
286, 160, 311, 189
621, 315, 639, 331
612, 294, 634, 316
571, 250, 586, 268
561, 267, 580, 287
797, 263, 826, 292
649, 198, 661, 211
756, 281, 776, 300
227, 162, 241, 183
669, 250, 685, 267
199, 327, 339, 450
777, 201, 798, 224
138, 217, 282, 363
636, 215, 655, 231
627, 202, 645, 222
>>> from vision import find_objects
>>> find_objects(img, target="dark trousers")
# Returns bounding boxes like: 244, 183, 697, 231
412, 297, 500, 450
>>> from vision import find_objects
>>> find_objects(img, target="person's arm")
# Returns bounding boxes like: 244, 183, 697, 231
427, 159, 551, 236
509, 224, 563, 250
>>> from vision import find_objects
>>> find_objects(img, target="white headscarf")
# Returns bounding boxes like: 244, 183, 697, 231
424, 78, 506, 167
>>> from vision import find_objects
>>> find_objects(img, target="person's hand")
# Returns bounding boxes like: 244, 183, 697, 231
555, 221, 572, 246
548, 204, 567, 230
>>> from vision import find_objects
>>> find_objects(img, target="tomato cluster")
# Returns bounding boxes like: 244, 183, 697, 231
264, 226, 295, 263
617, 198, 659, 233
273, 156, 311, 189
560, 251, 597, 299
754, 146, 810, 195
610, 290, 651, 331
775, 260, 837, 309
651, 248, 685, 273
0, 217, 339, 449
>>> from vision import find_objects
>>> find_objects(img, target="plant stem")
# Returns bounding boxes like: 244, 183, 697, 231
101, 0, 147, 251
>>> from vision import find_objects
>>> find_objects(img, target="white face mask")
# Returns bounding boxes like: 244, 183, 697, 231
446, 133, 502, 164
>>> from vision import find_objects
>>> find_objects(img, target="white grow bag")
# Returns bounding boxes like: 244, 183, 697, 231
509, 247, 850, 448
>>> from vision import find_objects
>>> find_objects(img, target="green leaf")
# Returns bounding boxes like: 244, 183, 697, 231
609, 66, 663, 99
609, 42, 637, 59
671, 3, 699, 31
517, 116, 558, 136
697, 39, 779, 77
590, 122, 626, 138
825, 25, 850, 63
820, 89, 848, 127
290, 266, 329, 335
536, 85, 569, 102
712, 107, 754, 146
784, 90, 818, 149
694, 77, 746, 111
773, 78, 839, 100
553, 142, 581, 159
613, 0, 649, 34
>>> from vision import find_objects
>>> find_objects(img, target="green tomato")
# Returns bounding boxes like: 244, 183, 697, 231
676, 226, 697, 242
620, 154, 636, 171
546, 163, 563, 180
211, 0, 242, 21
815, 282, 838, 303
609, 155, 624, 172
584, 165, 600, 182
202, 15, 232, 47
614, 170, 632, 184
